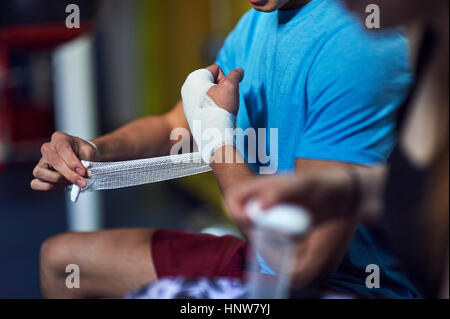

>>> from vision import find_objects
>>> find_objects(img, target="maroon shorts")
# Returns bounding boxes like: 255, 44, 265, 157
150, 230, 341, 296
151, 229, 251, 279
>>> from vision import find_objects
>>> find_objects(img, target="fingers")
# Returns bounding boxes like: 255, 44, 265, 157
216, 66, 227, 84
226, 180, 266, 224
256, 176, 308, 209
205, 67, 244, 115
30, 179, 64, 191
30, 132, 98, 192
205, 64, 227, 84
226, 68, 244, 84
33, 161, 68, 185
257, 188, 282, 209
51, 132, 86, 176
205, 64, 243, 85
227, 176, 301, 225
31, 158, 72, 191
55, 141, 86, 176
40, 143, 86, 188
205, 64, 220, 81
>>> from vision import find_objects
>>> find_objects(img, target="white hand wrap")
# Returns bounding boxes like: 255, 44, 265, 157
181, 69, 235, 163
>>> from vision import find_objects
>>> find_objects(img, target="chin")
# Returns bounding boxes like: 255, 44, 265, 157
251, 6, 278, 12
249, 4, 279, 12
248, 0, 280, 12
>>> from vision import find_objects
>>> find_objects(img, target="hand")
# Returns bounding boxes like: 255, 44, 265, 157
225, 170, 359, 227
181, 64, 244, 163
31, 132, 100, 191
204, 64, 244, 115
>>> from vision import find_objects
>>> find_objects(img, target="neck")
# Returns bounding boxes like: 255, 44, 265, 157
280, 0, 312, 11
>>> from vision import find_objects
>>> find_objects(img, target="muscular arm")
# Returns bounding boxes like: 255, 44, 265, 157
219, 156, 362, 288
288, 159, 360, 288
31, 101, 189, 190
93, 100, 188, 162
210, 145, 255, 236
211, 149, 363, 289
210, 146, 255, 195
247, 159, 362, 289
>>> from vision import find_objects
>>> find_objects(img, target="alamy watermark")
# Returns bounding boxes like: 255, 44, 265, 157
65, 264, 80, 289
65, 4, 81, 29
365, 4, 381, 29
170, 124, 279, 175
365, 264, 380, 289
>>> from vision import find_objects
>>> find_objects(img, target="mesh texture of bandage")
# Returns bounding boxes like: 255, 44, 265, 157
70, 151, 211, 202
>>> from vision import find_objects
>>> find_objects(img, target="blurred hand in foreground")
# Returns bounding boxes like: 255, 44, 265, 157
226, 169, 367, 227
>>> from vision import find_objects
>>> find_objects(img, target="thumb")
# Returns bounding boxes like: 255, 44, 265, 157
227, 68, 244, 84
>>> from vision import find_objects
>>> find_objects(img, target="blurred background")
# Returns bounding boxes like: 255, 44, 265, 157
0, 0, 250, 298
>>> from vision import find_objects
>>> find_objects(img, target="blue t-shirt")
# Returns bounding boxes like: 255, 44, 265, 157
215, 0, 421, 298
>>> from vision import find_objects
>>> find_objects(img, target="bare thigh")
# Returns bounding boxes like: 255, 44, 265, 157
40, 228, 157, 298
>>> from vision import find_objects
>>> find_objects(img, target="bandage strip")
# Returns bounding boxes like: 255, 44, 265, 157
181, 69, 236, 163
70, 152, 211, 202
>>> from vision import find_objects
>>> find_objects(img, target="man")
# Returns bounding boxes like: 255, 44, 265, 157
32, 0, 418, 298
227, 0, 449, 298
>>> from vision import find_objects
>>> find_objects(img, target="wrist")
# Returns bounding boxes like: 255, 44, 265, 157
90, 138, 104, 162
181, 68, 237, 163
190, 109, 235, 164
209, 144, 237, 166
86, 140, 98, 151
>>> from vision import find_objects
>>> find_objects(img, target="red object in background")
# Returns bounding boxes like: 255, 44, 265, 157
0, 44, 9, 173
0, 23, 92, 50
0, 23, 93, 171
10, 103, 54, 143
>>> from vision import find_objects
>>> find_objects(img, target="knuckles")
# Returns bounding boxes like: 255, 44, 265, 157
222, 80, 237, 91
51, 131, 67, 142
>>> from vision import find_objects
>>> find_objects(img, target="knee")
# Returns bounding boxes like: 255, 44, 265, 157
40, 233, 77, 278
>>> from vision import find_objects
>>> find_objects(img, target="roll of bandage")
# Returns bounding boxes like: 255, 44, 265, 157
70, 152, 212, 202
245, 202, 311, 299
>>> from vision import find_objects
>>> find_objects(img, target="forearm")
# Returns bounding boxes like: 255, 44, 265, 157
92, 101, 188, 162
210, 145, 255, 195
285, 163, 388, 288
272, 159, 361, 288
92, 116, 172, 162
210, 145, 255, 235
290, 218, 359, 288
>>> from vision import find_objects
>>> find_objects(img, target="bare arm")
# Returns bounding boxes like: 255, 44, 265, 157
31, 100, 188, 190
210, 146, 255, 236
227, 162, 388, 226
208, 137, 359, 288
93, 100, 188, 162
288, 159, 361, 288
210, 146, 255, 195
188, 64, 383, 287
226, 158, 388, 288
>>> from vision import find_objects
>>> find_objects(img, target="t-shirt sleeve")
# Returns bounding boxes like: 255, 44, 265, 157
296, 27, 412, 165
214, 10, 254, 75
215, 36, 235, 75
